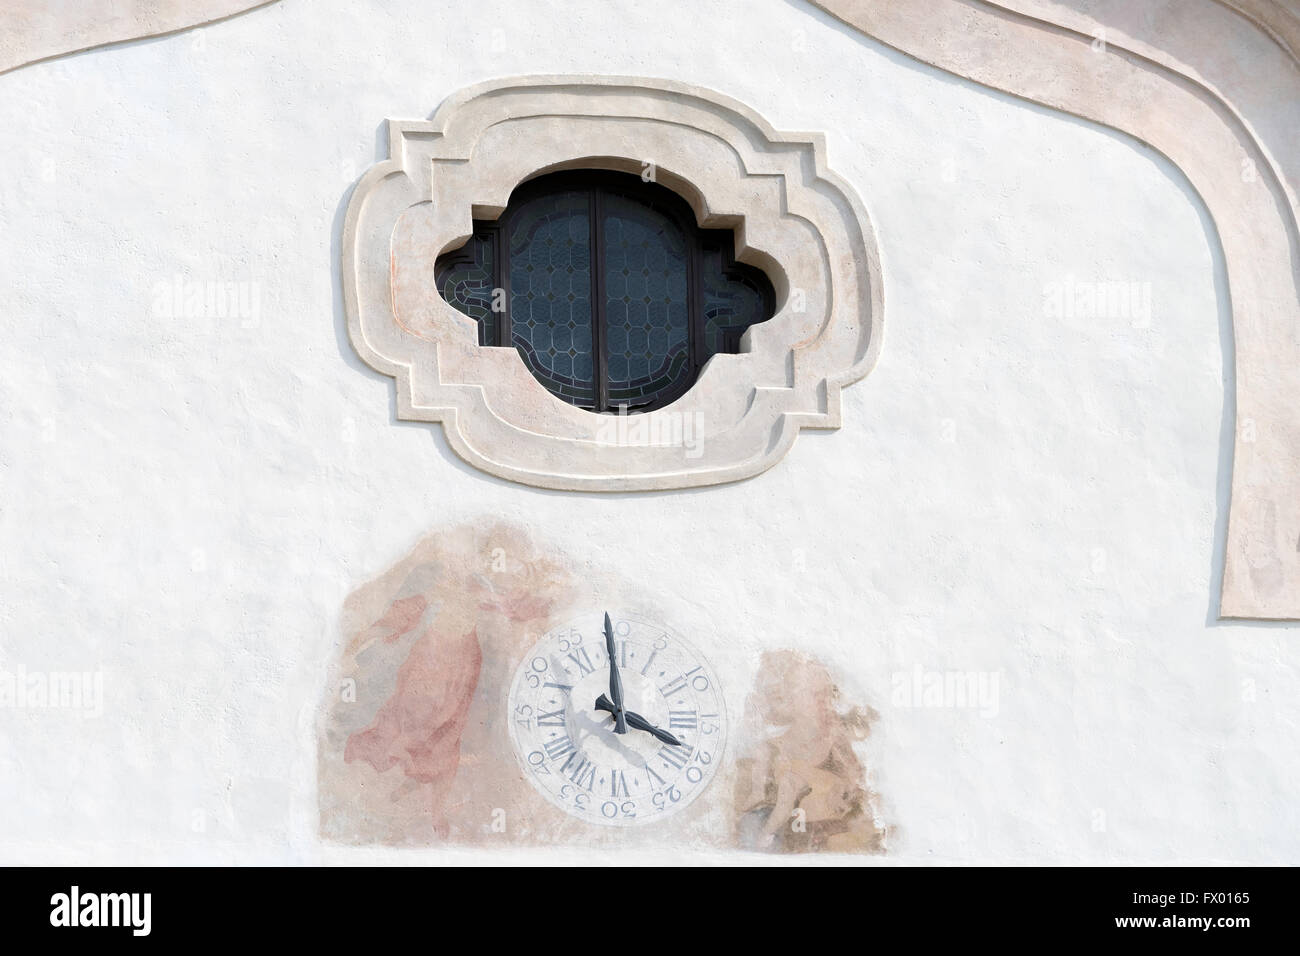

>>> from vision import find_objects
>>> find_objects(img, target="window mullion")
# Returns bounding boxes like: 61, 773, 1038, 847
493, 222, 509, 347
590, 188, 609, 413
687, 230, 702, 375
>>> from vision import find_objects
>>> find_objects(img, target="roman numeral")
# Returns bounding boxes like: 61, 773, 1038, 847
658, 744, 694, 770
643, 762, 667, 788
543, 681, 572, 693
668, 710, 697, 730
567, 647, 595, 676
610, 771, 629, 798
537, 708, 566, 727
659, 666, 701, 698
659, 675, 686, 697
639, 650, 658, 676
543, 735, 575, 761
561, 752, 597, 791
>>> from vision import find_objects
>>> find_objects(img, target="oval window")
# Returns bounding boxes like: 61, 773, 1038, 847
435, 170, 775, 412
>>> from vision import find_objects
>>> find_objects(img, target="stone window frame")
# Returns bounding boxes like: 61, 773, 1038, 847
341, 75, 883, 493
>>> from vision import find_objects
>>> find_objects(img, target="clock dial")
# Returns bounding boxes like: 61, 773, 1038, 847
508, 612, 727, 826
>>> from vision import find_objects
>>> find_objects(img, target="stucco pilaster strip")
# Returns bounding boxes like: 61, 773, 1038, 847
808, 0, 1300, 619
1217, 0, 1300, 65
0, 1, 278, 76
991, 0, 1299, 238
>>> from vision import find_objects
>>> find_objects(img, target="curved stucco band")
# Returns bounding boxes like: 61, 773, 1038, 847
0, 1, 277, 75
341, 76, 884, 493
809, 0, 1300, 620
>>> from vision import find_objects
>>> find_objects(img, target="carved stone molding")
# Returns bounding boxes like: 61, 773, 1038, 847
809, 0, 1300, 620
341, 76, 883, 492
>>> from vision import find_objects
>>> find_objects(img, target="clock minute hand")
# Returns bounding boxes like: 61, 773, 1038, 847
594, 694, 685, 747
604, 613, 628, 735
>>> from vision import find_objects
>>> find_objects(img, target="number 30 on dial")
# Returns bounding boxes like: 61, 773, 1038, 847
508, 613, 727, 826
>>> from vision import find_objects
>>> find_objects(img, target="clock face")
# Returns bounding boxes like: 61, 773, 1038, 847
508, 612, 727, 827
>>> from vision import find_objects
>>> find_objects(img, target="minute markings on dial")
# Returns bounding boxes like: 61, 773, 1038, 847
511, 614, 726, 826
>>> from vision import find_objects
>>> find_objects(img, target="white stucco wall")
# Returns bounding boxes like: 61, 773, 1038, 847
0, 0, 1294, 863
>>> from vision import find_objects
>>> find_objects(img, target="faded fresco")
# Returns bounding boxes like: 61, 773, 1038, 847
318, 521, 887, 853
733, 651, 888, 853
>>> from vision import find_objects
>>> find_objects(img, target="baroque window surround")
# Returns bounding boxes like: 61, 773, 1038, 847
341, 75, 883, 493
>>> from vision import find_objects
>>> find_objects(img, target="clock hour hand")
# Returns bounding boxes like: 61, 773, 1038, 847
604, 612, 628, 735
624, 709, 685, 747
594, 694, 686, 747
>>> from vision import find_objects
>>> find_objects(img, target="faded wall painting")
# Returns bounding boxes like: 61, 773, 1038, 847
734, 651, 887, 853
318, 520, 888, 854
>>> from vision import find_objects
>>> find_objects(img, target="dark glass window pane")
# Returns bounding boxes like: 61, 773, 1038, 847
700, 238, 771, 359
507, 190, 596, 407
433, 171, 776, 414
601, 193, 691, 409
434, 230, 497, 345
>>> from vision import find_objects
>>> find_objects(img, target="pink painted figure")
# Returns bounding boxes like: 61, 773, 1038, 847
331, 523, 569, 839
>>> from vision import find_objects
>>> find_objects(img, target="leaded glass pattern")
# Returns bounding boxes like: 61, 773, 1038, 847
601, 194, 691, 407
700, 238, 772, 360
434, 230, 497, 345
433, 170, 775, 413
507, 191, 596, 407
